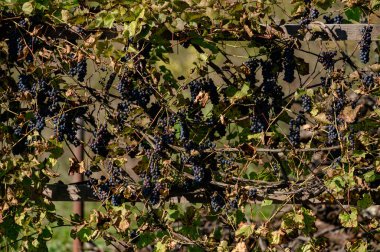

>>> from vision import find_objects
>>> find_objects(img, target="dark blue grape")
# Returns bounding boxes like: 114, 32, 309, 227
244, 58, 259, 85
360, 26, 372, 64
326, 125, 338, 145
289, 117, 301, 148
17, 74, 32, 92
193, 165, 205, 184
283, 47, 296, 83
248, 188, 257, 199
318, 51, 337, 70
77, 60, 87, 82
90, 125, 113, 157
362, 74, 374, 88
301, 95, 312, 112
310, 9, 319, 20
210, 193, 225, 212
334, 15, 343, 24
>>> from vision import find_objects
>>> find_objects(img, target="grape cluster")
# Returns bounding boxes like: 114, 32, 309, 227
323, 15, 343, 24
261, 61, 284, 113
317, 51, 337, 70
189, 78, 220, 105
29, 114, 45, 133
289, 119, 301, 148
54, 110, 83, 147
90, 125, 113, 157
250, 97, 271, 134
116, 101, 131, 127
149, 153, 161, 181
117, 76, 152, 108
329, 89, 345, 119
210, 193, 225, 212
250, 115, 265, 134
248, 188, 257, 199
299, 8, 319, 26
310, 8, 319, 20
11, 124, 29, 155
244, 58, 259, 85
362, 74, 374, 88
320, 76, 332, 89
142, 177, 161, 205
17, 74, 32, 92
283, 47, 296, 83
359, 26, 372, 64
301, 95, 312, 112
153, 132, 175, 153
193, 165, 205, 184
326, 125, 338, 145
85, 165, 129, 206
179, 121, 189, 141
289, 114, 305, 148
31, 79, 48, 96
205, 116, 226, 141
229, 196, 239, 209
69, 59, 87, 82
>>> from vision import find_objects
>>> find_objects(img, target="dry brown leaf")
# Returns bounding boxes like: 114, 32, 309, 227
195, 91, 209, 107
342, 104, 364, 123
68, 158, 85, 175
232, 242, 248, 252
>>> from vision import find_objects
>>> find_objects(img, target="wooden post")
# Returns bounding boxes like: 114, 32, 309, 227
73, 119, 84, 252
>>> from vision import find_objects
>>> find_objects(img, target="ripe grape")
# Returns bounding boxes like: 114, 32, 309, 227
283, 47, 295, 83
359, 26, 372, 64
210, 193, 225, 212
289, 118, 301, 148
301, 95, 312, 112
326, 125, 338, 145
189, 78, 219, 105
244, 57, 259, 85
310, 9, 319, 20
250, 115, 265, 133
77, 60, 87, 82
318, 51, 337, 70
17, 74, 31, 92
362, 74, 374, 88
90, 125, 113, 157
248, 188, 257, 199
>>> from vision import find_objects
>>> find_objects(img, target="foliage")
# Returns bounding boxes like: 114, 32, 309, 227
0, 0, 380, 251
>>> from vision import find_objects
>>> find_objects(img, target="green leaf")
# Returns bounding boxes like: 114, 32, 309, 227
40, 226, 53, 241
154, 241, 167, 252
372, 0, 380, 10
166, 208, 180, 222
315, 0, 335, 10
235, 223, 255, 238
348, 240, 368, 252
363, 170, 380, 183
301, 207, 316, 235
76, 227, 92, 242
261, 199, 273, 206
357, 193, 373, 209
137, 232, 156, 248
22, 1, 34, 15
103, 13, 115, 28
339, 207, 358, 228
345, 7, 362, 22
232, 83, 250, 101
